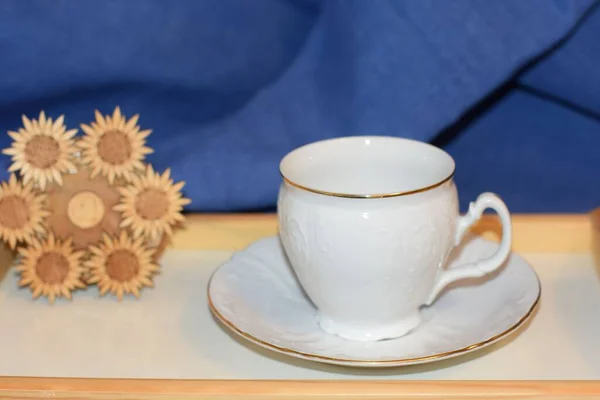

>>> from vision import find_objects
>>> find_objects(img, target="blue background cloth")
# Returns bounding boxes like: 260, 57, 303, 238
0, 0, 598, 213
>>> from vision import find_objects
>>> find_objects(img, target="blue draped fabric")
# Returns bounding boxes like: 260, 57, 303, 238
520, 1, 600, 117
0, 0, 597, 212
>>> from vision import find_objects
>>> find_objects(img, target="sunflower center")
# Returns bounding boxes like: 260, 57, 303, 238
67, 191, 105, 229
106, 249, 140, 282
0, 195, 29, 229
98, 130, 132, 165
25, 135, 60, 168
35, 251, 69, 284
135, 189, 169, 220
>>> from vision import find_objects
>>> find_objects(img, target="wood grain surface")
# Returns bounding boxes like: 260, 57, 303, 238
1, 377, 600, 400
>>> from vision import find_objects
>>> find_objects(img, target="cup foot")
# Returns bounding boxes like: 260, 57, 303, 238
316, 312, 421, 342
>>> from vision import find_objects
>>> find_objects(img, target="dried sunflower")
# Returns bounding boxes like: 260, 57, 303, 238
114, 165, 190, 241
0, 173, 49, 249
16, 233, 86, 303
86, 231, 159, 300
78, 106, 153, 184
2, 111, 78, 189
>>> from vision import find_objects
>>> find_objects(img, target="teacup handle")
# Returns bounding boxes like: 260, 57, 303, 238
425, 192, 512, 305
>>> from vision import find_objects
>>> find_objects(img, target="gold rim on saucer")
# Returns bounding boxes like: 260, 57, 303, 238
207, 278, 541, 367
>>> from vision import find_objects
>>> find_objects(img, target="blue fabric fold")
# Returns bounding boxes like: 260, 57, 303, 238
446, 90, 600, 213
520, 2, 600, 118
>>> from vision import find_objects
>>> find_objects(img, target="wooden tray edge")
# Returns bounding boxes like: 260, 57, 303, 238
1, 377, 600, 399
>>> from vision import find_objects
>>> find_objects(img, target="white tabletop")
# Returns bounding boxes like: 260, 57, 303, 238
0, 248, 597, 380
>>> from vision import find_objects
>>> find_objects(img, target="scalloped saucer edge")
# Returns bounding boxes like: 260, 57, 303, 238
207, 235, 540, 368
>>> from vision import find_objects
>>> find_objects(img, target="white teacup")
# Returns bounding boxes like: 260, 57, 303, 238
277, 136, 511, 342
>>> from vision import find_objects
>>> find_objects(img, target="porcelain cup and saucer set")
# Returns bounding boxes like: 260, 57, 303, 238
208, 136, 541, 367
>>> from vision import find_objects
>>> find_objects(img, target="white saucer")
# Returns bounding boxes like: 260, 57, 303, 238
208, 235, 541, 368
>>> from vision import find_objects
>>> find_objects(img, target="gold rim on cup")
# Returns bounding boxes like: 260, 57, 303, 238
278, 136, 456, 199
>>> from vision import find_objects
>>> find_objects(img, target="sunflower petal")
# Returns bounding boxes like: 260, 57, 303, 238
21, 115, 33, 131
94, 110, 106, 127
63, 129, 78, 140
125, 114, 139, 131
2, 147, 18, 156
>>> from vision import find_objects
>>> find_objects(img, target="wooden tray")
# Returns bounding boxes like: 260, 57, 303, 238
0, 212, 599, 399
